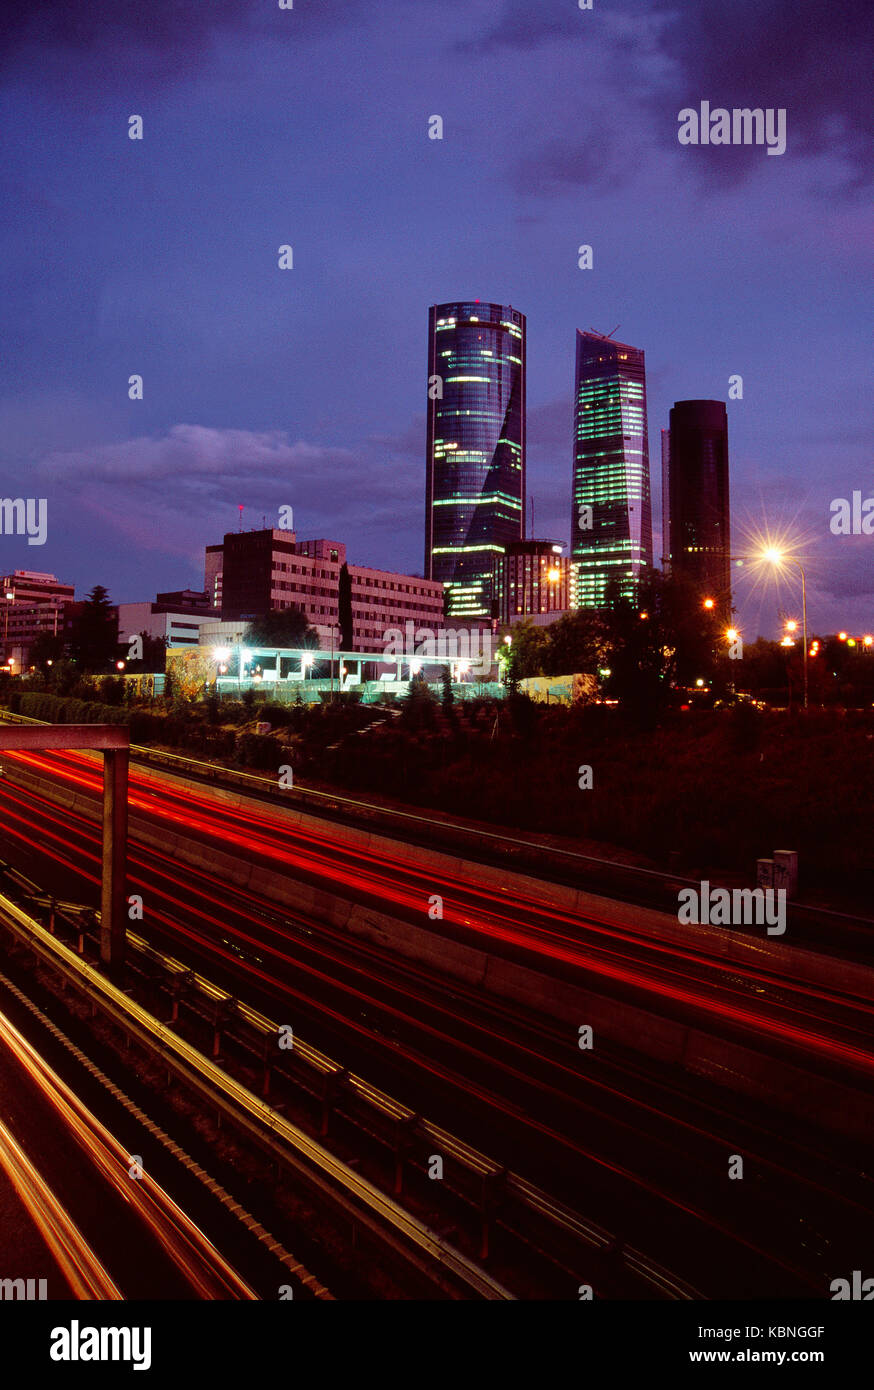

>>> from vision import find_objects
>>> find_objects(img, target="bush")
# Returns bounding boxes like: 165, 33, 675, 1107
18, 692, 130, 726
236, 732, 281, 770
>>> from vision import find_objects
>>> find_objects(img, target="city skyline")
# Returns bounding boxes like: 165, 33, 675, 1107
0, 1, 869, 638
0, 2, 872, 1342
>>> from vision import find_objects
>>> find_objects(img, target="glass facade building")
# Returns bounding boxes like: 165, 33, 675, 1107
425, 301, 525, 620
570, 331, 653, 608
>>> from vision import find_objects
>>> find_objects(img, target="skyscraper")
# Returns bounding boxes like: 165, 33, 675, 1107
662, 400, 731, 616
425, 301, 525, 620
570, 331, 653, 608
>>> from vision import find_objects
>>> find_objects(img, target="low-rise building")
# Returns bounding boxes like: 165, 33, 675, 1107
207, 528, 445, 654
1, 571, 75, 667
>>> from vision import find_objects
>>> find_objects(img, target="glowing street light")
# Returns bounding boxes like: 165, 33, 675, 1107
726, 628, 739, 643
213, 646, 231, 663
703, 598, 715, 610
838, 631, 848, 641
763, 549, 809, 709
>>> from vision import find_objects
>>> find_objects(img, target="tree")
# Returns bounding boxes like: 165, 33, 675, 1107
601, 572, 723, 721
29, 631, 65, 670
543, 610, 609, 677
244, 607, 319, 649
506, 620, 551, 679
338, 564, 354, 651
440, 664, 454, 708
70, 586, 118, 673
402, 673, 436, 729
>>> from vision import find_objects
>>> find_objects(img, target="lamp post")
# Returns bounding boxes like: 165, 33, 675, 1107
763, 550, 808, 709
3, 590, 15, 662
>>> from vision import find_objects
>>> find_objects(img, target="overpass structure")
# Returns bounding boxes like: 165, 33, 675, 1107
0, 724, 128, 969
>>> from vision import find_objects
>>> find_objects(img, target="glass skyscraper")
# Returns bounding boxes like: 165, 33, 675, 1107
425, 301, 525, 619
570, 331, 653, 608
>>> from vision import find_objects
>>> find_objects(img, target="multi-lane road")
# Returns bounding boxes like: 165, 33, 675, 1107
0, 744, 872, 1299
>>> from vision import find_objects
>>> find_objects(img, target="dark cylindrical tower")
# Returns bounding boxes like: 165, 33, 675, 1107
664, 399, 731, 617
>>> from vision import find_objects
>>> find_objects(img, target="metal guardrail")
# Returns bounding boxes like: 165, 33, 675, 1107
0, 866, 699, 1299
2, 706, 869, 937
0, 887, 514, 1301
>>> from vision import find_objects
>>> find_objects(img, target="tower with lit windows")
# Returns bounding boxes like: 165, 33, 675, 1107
425, 301, 525, 620
570, 331, 653, 608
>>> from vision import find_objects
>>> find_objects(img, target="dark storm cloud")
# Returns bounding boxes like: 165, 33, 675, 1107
455, 2, 581, 53
471, 0, 873, 191
652, 0, 874, 189
509, 126, 641, 196
0, 0, 369, 85
0, 0, 250, 72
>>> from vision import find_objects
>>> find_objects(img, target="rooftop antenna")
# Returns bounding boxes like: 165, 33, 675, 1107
588, 325, 621, 340
238, 504, 244, 532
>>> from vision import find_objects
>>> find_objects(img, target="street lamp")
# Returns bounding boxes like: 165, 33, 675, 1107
762, 550, 809, 709
3, 590, 15, 659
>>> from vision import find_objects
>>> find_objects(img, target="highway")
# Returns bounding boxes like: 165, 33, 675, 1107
0, 745, 873, 1298
0, 996, 261, 1298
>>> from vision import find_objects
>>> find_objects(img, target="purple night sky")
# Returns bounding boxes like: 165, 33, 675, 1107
0, 0, 870, 637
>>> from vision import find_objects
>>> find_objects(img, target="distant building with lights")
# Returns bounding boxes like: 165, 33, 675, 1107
425, 301, 526, 620
1, 571, 75, 667
570, 331, 653, 608
117, 590, 219, 652
207, 528, 445, 653
662, 399, 731, 617
493, 540, 570, 626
